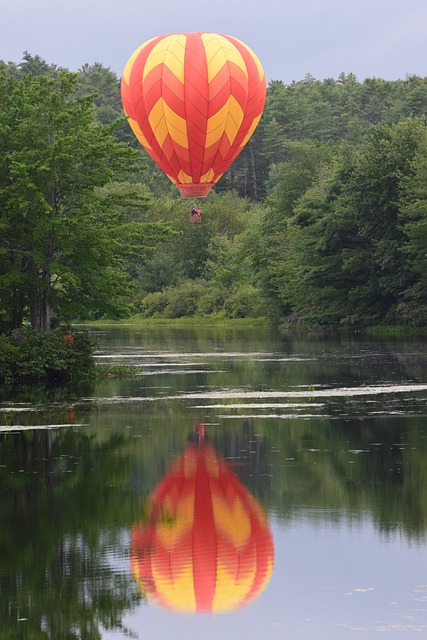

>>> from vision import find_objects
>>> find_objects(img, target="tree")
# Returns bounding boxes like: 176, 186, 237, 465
19, 51, 60, 77
76, 63, 125, 130
270, 160, 351, 326
339, 118, 426, 325
264, 118, 427, 328
252, 140, 339, 319
398, 128, 427, 325
0, 70, 169, 332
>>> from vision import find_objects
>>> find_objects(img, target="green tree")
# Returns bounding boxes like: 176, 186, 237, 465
253, 140, 338, 319
18, 51, 60, 77
340, 118, 426, 326
399, 129, 427, 324
76, 63, 123, 126
0, 70, 169, 332
267, 118, 426, 328
272, 160, 350, 326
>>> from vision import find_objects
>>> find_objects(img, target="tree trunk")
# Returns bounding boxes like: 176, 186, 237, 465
28, 259, 52, 332
11, 286, 25, 330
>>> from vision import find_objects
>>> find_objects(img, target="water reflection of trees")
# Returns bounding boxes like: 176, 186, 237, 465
122, 410, 427, 542
0, 429, 141, 640
258, 416, 427, 541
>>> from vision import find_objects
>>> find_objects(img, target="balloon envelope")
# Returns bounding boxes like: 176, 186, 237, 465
130, 442, 274, 612
121, 32, 266, 197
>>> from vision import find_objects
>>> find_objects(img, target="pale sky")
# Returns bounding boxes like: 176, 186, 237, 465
1, 0, 426, 84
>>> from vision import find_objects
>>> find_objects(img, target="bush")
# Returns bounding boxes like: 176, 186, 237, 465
0, 335, 19, 385
163, 281, 207, 318
0, 328, 96, 386
139, 281, 207, 318
197, 287, 226, 315
137, 281, 266, 320
223, 285, 263, 318
139, 291, 170, 317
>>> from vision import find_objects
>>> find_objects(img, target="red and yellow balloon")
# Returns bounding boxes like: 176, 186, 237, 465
130, 442, 274, 613
121, 33, 266, 197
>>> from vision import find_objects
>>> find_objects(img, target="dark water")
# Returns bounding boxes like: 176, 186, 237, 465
1, 325, 427, 639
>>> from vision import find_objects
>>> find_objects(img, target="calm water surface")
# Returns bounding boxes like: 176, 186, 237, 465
1, 325, 427, 639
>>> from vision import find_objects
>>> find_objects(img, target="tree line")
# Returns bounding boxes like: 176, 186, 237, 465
1, 53, 427, 333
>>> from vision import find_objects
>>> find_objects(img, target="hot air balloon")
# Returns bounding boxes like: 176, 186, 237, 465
130, 442, 274, 613
121, 32, 266, 198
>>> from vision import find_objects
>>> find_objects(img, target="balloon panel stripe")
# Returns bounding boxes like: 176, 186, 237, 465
183, 34, 209, 181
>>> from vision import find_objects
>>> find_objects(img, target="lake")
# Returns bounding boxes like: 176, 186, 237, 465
1, 325, 427, 639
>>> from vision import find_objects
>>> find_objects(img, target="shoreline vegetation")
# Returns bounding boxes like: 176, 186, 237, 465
74, 316, 268, 327
0, 328, 96, 387
77, 316, 427, 335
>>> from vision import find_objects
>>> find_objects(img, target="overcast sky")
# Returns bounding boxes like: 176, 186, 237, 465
1, 0, 426, 83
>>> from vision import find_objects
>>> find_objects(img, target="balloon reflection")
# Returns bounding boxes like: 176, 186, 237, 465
130, 431, 274, 613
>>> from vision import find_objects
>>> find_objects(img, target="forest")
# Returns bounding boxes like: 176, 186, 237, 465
1, 53, 427, 335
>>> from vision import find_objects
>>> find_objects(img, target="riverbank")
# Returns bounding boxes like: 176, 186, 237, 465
75, 316, 427, 337
74, 315, 269, 328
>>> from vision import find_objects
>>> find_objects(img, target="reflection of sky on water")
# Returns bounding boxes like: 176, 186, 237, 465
104, 515, 427, 639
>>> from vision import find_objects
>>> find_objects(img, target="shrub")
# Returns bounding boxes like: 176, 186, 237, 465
197, 287, 226, 315
139, 291, 170, 317
163, 281, 207, 318
139, 281, 208, 318
223, 285, 264, 318
0, 335, 19, 385
0, 328, 96, 386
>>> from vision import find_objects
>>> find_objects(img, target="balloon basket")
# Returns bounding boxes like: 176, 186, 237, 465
177, 183, 214, 198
